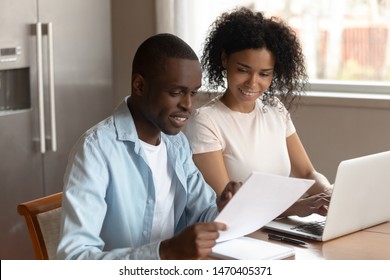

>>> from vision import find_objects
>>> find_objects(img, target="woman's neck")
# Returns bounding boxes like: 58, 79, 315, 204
220, 91, 256, 113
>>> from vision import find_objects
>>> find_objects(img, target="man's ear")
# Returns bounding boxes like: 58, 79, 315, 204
132, 73, 145, 96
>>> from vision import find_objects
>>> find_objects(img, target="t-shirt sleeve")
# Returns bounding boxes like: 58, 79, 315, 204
285, 111, 296, 137
184, 109, 223, 154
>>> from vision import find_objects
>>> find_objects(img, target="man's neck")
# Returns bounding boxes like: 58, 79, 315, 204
127, 98, 161, 145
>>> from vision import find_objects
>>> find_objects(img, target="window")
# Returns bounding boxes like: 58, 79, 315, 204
156, 0, 390, 94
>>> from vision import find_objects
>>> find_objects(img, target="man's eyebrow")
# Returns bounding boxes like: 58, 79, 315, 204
169, 84, 202, 90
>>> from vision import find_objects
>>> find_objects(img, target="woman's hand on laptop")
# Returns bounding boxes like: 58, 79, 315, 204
281, 193, 331, 217
324, 184, 334, 196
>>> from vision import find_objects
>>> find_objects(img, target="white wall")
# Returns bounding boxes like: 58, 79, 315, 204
111, 0, 156, 106
292, 94, 390, 182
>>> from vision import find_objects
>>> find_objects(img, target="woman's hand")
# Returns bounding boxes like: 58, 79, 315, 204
281, 193, 331, 217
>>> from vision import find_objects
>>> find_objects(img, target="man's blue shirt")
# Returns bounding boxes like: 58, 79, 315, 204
57, 97, 218, 259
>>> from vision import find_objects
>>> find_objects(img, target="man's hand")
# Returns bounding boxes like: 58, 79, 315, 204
216, 181, 242, 212
159, 222, 226, 260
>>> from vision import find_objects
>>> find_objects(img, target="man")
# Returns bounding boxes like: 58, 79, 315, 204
57, 33, 240, 260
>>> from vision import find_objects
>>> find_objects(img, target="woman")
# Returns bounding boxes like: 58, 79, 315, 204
185, 7, 332, 217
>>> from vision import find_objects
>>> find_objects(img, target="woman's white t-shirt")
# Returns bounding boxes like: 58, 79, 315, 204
185, 96, 296, 183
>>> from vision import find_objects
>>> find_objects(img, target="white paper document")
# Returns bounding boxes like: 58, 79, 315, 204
215, 171, 315, 242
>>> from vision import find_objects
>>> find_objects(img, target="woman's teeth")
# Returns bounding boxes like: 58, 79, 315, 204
240, 88, 258, 96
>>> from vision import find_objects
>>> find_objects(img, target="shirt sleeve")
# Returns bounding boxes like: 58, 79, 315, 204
185, 109, 223, 154
170, 133, 219, 231
285, 111, 296, 137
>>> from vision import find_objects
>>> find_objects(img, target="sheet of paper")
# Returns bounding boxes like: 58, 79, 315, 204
215, 171, 314, 242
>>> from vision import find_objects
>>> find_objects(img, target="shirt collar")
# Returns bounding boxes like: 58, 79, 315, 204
113, 96, 182, 150
113, 96, 139, 143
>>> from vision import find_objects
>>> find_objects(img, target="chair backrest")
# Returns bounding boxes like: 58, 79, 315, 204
17, 192, 62, 260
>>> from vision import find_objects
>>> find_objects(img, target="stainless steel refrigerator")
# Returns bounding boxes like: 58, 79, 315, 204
0, 0, 113, 259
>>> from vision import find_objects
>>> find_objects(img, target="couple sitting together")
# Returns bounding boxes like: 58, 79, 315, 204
56, 7, 332, 260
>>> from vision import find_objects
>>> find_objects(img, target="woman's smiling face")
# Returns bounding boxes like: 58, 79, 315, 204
222, 48, 275, 112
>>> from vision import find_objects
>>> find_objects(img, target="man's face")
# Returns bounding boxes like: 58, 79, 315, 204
141, 57, 202, 136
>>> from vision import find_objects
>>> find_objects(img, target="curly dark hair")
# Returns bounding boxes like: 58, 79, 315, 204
201, 7, 308, 110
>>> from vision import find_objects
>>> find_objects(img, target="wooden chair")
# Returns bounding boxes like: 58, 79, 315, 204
17, 192, 62, 260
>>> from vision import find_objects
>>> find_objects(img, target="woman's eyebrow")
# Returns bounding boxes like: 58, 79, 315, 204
237, 62, 274, 72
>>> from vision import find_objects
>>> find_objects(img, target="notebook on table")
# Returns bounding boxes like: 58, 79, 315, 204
211, 236, 295, 260
264, 151, 390, 241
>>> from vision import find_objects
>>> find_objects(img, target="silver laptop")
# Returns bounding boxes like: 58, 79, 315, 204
264, 151, 390, 241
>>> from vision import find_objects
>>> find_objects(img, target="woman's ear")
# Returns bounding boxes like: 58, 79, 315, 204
132, 73, 145, 96
221, 50, 227, 68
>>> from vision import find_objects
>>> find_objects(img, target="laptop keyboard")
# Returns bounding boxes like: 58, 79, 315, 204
292, 220, 325, 236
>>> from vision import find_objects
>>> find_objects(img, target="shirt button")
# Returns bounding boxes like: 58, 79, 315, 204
143, 231, 147, 236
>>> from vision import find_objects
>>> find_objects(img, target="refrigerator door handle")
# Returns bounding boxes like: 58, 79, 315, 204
36, 22, 46, 154
46, 22, 57, 152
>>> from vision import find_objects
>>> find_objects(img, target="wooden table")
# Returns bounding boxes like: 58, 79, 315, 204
247, 222, 390, 259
